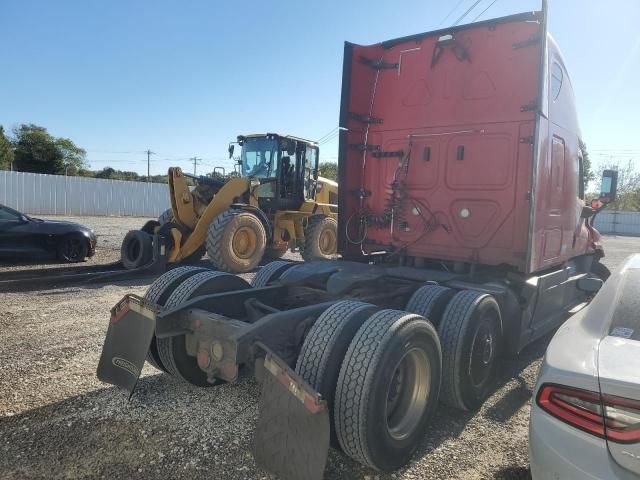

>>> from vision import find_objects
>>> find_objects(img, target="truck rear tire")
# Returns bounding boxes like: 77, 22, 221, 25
302, 215, 337, 261
438, 290, 502, 411
251, 260, 294, 288
121, 230, 153, 270
405, 285, 456, 327
143, 265, 208, 371
156, 270, 250, 386
295, 301, 378, 448
334, 310, 441, 471
207, 209, 267, 273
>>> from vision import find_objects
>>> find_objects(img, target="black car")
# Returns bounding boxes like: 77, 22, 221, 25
0, 204, 97, 262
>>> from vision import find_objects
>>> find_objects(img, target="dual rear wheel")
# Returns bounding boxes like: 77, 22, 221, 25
296, 302, 442, 471
295, 286, 503, 471
407, 285, 502, 411
142, 266, 250, 384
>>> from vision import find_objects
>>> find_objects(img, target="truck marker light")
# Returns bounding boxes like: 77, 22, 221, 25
459, 208, 470, 219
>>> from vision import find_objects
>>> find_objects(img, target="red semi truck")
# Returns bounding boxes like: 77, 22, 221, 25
97, 2, 617, 479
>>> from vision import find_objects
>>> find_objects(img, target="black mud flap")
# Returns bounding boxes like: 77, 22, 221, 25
96, 294, 157, 398
254, 351, 330, 480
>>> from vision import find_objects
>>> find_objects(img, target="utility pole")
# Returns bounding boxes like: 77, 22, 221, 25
145, 149, 155, 182
190, 157, 201, 176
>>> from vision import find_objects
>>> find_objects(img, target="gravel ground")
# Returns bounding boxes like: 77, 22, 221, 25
0, 215, 638, 480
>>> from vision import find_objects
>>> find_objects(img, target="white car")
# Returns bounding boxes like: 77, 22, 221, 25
529, 254, 640, 479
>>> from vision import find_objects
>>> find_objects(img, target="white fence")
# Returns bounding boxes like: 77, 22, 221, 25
0, 171, 170, 217
594, 210, 640, 236
2, 170, 640, 230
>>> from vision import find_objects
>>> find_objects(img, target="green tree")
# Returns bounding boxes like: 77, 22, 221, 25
579, 139, 594, 189
0, 126, 14, 170
11, 124, 86, 175
319, 161, 338, 181
592, 159, 640, 211
56, 137, 87, 174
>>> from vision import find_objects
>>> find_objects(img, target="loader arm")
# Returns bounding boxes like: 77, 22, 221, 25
170, 176, 250, 262
168, 167, 200, 230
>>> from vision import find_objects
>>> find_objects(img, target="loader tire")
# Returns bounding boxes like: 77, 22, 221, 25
143, 265, 208, 372
405, 285, 456, 328
302, 215, 337, 261
251, 260, 294, 288
158, 208, 173, 225
206, 209, 266, 273
295, 301, 377, 448
438, 290, 501, 411
121, 230, 153, 270
156, 270, 250, 386
334, 309, 441, 471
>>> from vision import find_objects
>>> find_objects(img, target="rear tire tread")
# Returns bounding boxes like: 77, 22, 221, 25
334, 309, 435, 469
405, 285, 455, 326
143, 266, 208, 371
438, 289, 488, 410
251, 260, 294, 288
156, 270, 232, 384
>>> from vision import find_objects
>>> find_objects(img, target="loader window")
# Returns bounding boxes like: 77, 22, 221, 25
303, 147, 319, 199
241, 138, 278, 178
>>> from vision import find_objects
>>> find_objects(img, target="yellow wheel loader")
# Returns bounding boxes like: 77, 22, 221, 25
120, 133, 338, 273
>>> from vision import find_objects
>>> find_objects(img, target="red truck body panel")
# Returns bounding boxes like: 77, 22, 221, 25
338, 9, 596, 274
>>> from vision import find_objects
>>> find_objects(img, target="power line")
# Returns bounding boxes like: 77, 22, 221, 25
471, 0, 500, 22
190, 156, 202, 176
317, 127, 339, 143
437, 0, 467, 27
318, 131, 340, 146
453, 0, 483, 26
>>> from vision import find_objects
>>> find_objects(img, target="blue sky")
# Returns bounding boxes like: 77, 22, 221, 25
1, 0, 639, 175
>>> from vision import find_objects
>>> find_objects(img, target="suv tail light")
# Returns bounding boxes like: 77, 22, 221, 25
537, 384, 640, 443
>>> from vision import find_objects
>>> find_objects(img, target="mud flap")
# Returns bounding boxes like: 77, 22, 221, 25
254, 351, 330, 480
96, 295, 157, 398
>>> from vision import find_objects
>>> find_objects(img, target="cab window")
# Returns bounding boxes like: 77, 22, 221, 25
550, 62, 563, 101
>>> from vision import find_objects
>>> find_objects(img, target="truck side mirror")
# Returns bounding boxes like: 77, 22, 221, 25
599, 169, 618, 204
228, 144, 235, 159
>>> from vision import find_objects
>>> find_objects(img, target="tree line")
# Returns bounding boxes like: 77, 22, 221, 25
0, 124, 168, 183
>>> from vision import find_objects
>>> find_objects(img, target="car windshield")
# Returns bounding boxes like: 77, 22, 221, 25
241, 138, 278, 178
0, 205, 23, 221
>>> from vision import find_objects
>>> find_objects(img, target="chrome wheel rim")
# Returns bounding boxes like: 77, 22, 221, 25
385, 347, 431, 440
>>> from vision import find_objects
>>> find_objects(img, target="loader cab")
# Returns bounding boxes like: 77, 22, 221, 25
237, 134, 320, 211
